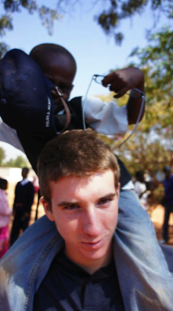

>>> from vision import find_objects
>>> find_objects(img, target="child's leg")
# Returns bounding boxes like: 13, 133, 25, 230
114, 190, 173, 311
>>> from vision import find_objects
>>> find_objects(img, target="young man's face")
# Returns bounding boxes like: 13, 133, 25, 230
43, 170, 120, 274
41, 53, 76, 113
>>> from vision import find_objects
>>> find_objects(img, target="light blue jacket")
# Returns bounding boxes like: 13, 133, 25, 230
0, 214, 173, 311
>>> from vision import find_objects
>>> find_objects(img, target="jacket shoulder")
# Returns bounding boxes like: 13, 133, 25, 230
160, 244, 173, 272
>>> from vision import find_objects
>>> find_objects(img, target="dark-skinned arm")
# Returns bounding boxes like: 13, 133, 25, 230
102, 67, 145, 125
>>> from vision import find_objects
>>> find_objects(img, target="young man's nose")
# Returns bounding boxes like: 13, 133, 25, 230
83, 207, 101, 236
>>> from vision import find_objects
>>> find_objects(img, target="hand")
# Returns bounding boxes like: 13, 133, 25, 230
102, 67, 144, 98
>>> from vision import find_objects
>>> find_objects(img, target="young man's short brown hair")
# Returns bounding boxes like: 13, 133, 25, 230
37, 129, 120, 202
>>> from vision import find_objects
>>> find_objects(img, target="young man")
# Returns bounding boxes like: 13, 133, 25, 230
0, 44, 173, 305
10, 167, 35, 245
0, 129, 172, 311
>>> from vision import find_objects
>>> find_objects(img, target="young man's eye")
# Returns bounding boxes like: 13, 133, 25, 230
63, 204, 80, 210
59, 84, 73, 92
98, 197, 114, 206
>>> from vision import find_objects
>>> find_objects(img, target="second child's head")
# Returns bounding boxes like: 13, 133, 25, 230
30, 43, 77, 113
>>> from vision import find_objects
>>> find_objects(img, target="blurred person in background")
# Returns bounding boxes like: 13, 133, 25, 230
32, 175, 41, 221
10, 167, 35, 246
0, 178, 12, 259
160, 166, 173, 244
134, 170, 149, 211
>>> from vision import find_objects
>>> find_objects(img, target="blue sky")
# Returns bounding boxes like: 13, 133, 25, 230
0, 0, 171, 160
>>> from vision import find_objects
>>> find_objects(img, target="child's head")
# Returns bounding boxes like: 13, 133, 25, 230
30, 43, 77, 113
21, 167, 29, 179
135, 170, 145, 183
0, 178, 8, 190
37, 129, 120, 204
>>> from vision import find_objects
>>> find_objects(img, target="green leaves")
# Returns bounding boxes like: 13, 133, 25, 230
0, 42, 9, 58
0, 0, 172, 47
0, 0, 60, 38
98, 26, 173, 175
0, 146, 6, 166
3, 0, 38, 13
129, 28, 173, 115
95, 0, 172, 44
38, 5, 61, 35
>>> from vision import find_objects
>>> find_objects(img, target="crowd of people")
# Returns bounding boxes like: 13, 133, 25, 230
0, 169, 38, 257
1, 164, 171, 259
0, 43, 173, 310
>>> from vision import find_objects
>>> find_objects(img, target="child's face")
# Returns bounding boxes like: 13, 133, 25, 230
41, 53, 76, 113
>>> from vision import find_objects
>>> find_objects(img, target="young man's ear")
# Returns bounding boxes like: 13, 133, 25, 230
40, 197, 54, 221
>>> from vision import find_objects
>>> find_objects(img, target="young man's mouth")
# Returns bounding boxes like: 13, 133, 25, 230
81, 238, 105, 249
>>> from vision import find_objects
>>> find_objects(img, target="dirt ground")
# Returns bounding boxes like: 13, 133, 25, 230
8, 183, 173, 246
150, 204, 173, 246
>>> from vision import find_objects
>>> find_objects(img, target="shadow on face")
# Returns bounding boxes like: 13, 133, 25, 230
37, 52, 76, 113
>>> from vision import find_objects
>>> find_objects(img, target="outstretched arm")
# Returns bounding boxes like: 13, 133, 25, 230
102, 67, 145, 124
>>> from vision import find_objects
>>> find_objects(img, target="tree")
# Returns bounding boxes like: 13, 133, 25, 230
130, 27, 173, 111
3, 158, 15, 167
97, 26, 173, 177
0, 0, 60, 36
14, 155, 30, 168
0, 146, 6, 165
0, 0, 172, 57
100, 126, 170, 178
0, 0, 61, 57
128, 27, 173, 153
4, 155, 30, 168
95, 0, 173, 44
